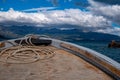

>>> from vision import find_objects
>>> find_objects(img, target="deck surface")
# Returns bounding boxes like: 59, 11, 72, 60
0, 46, 113, 80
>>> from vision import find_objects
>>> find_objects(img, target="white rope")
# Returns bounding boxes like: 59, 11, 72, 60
0, 46, 55, 64
0, 35, 54, 64
28, 36, 34, 46
25, 38, 30, 45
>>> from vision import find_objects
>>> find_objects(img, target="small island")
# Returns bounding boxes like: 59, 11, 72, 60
108, 40, 120, 48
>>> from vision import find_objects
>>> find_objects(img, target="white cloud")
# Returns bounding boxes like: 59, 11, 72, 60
88, 0, 106, 7
58, 28, 74, 30
0, 8, 110, 30
3, 7, 120, 35
87, 0, 120, 36
96, 27, 120, 36
88, 0, 120, 25
22, 7, 57, 12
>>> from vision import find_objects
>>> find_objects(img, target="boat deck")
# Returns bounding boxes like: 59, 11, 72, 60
0, 46, 113, 80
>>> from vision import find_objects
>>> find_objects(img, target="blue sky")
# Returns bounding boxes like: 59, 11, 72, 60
0, 0, 53, 11
0, 0, 88, 11
0, 0, 120, 36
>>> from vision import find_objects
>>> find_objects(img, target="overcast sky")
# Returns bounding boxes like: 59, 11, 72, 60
0, 0, 120, 36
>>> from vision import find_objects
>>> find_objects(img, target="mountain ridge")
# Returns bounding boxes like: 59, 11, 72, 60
0, 25, 120, 41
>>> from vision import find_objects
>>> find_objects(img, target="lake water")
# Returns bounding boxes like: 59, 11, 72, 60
71, 40, 120, 63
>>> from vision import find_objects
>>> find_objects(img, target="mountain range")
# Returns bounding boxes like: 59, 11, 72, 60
0, 25, 120, 42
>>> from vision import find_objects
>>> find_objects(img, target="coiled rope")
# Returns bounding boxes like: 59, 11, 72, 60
0, 35, 54, 64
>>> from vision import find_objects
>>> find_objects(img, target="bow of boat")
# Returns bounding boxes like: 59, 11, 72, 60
0, 35, 119, 80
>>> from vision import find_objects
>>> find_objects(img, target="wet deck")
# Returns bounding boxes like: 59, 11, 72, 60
0, 46, 113, 80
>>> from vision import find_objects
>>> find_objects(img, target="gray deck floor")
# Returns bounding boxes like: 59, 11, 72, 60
0, 46, 113, 80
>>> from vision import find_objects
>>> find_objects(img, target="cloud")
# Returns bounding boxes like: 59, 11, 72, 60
87, 0, 120, 36
96, 27, 120, 36
22, 7, 57, 12
58, 27, 75, 30
51, 0, 58, 6
88, 0, 120, 25
1, 7, 120, 36
0, 8, 110, 31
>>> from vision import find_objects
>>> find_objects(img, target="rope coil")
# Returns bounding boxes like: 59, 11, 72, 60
0, 35, 55, 64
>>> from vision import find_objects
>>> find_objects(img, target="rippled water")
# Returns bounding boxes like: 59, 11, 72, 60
71, 41, 120, 63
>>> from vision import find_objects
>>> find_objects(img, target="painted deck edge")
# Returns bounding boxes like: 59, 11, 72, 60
51, 38, 120, 80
